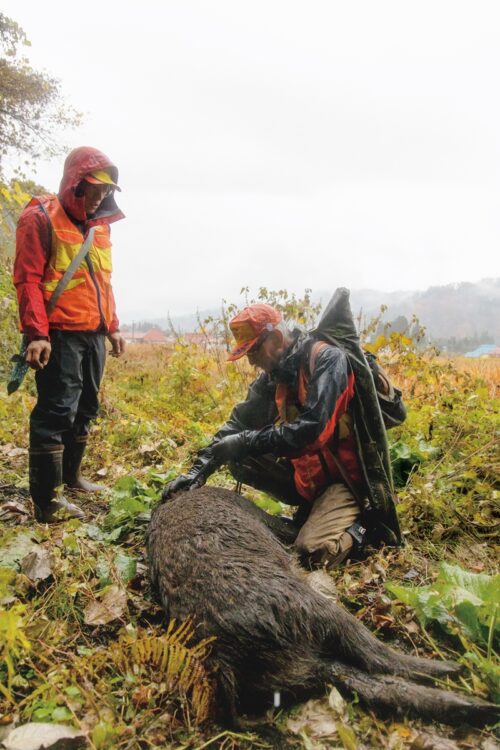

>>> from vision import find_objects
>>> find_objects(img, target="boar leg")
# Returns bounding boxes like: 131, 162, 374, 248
329, 662, 499, 727
319, 602, 460, 682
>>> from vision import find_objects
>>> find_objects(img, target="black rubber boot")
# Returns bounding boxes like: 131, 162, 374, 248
30, 447, 84, 523
63, 437, 105, 493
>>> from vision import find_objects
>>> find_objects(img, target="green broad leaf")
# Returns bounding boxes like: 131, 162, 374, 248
103, 527, 124, 543
389, 439, 425, 486
95, 559, 110, 585
112, 475, 140, 499
115, 553, 137, 582
252, 494, 283, 516
33, 706, 53, 720
385, 582, 418, 607
81, 523, 105, 541
387, 563, 499, 647
464, 651, 500, 703
63, 686, 81, 698
103, 496, 149, 530
439, 562, 500, 605
62, 533, 79, 554
454, 600, 485, 642
96, 553, 137, 586
92, 720, 119, 750
51, 705, 73, 721
101, 476, 156, 533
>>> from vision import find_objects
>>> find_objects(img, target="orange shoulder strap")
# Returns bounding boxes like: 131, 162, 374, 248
308, 340, 329, 375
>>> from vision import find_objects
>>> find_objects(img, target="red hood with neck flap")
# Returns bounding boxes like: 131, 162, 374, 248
58, 146, 125, 225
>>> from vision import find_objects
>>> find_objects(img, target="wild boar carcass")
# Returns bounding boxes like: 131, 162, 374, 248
148, 487, 498, 726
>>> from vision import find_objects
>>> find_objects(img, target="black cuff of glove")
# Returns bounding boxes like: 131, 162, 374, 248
211, 432, 252, 464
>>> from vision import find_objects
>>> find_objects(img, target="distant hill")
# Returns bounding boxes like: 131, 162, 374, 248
349, 278, 500, 342
124, 278, 500, 345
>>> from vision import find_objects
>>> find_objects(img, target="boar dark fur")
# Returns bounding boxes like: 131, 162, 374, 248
148, 487, 498, 726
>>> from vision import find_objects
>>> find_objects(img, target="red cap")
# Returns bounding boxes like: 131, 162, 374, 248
227, 304, 282, 361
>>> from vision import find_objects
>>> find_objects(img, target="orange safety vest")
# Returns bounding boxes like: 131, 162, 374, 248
35, 195, 116, 331
275, 342, 362, 502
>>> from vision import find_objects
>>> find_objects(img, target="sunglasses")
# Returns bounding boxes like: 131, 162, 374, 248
86, 183, 112, 197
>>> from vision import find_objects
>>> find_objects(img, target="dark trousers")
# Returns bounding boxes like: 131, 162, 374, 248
30, 331, 106, 449
229, 454, 359, 566
228, 454, 311, 523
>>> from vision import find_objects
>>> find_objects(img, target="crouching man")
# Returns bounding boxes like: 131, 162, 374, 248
163, 303, 405, 567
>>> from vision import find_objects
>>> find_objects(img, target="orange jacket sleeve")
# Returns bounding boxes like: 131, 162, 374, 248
13, 204, 51, 340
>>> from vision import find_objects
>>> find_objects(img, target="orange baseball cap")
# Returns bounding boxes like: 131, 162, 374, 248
84, 169, 121, 192
227, 304, 282, 361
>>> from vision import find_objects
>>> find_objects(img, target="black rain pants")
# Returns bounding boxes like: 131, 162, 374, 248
30, 331, 106, 449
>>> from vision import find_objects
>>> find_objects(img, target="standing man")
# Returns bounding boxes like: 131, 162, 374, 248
163, 304, 405, 568
14, 146, 126, 522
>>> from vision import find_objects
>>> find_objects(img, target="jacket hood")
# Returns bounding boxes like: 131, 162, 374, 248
58, 146, 125, 225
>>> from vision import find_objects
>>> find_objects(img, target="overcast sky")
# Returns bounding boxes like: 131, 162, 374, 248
3, 1, 499, 321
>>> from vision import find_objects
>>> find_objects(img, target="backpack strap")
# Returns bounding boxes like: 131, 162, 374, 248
308, 339, 329, 376
308, 339, 367, 510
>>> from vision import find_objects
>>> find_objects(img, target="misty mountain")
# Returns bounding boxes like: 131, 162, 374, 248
125, 278, 500, 344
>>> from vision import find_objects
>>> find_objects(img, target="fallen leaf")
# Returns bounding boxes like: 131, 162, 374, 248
404, 568, 419, 580
7, 447, 27, 458
431, 524, 445, 542
327, 687, 347, 718
21, 547, 53, 582
411, 732, 460, 750
337, 722, 357, 750
2, 721, 88, 750
395, 724, 413, 738
0, 531, 39, 570
388, 727, 414, 750
287, 697, 339, 738
83, 585, 127, 625
405, 620, 420, 635
0, 502, 30, 522
138, 443, 157, 454
96, 468, 108, 477
480, 739, 500, 750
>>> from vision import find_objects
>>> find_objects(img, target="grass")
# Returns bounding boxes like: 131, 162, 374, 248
0, 340, 498, 749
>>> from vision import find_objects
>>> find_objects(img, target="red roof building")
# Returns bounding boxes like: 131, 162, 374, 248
123, 327, 173, 344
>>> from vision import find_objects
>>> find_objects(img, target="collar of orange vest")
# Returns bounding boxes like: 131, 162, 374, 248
57, 146, 125, 225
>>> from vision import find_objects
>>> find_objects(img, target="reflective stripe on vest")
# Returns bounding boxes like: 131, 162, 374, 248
35, 195, 114, 331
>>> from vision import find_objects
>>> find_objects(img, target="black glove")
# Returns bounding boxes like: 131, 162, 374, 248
161, 472, 204, 502
211, 432, 252, 464
161, 444, 219, 502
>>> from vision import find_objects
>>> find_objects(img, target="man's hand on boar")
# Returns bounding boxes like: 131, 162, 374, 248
161, 472, 205, 502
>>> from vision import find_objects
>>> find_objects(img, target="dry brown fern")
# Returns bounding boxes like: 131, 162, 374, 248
69, 619, 215, 727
